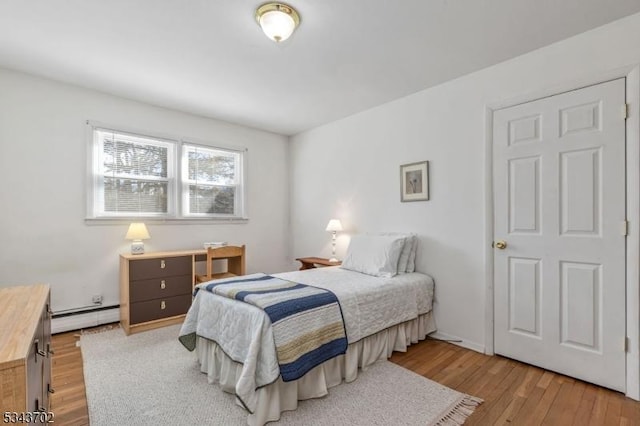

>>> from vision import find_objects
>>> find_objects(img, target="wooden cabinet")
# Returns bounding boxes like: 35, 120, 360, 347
120, 247, 247, 335
120, 251, 197, 335
0, 284, 52, 414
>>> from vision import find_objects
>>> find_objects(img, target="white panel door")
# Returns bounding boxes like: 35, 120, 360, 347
493, 78, 626, 391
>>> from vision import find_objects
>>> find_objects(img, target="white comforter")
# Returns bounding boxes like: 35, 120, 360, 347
179, 266, 434, 411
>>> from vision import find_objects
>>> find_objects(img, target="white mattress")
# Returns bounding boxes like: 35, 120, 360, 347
274, 266, 434, 343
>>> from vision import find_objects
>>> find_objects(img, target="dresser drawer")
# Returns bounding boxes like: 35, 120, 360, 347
129, 256, 192, 280
129, 275, 192, 303
129, 294, 192, 325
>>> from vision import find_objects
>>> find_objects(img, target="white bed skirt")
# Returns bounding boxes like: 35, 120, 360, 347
195, 311, 436, 426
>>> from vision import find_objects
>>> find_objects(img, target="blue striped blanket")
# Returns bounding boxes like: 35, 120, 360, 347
197, 274, 348, 381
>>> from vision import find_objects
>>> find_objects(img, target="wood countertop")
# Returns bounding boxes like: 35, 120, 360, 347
0, 283, 50, 370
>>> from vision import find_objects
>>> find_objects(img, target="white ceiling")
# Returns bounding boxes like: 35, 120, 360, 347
1, 1, 640, 136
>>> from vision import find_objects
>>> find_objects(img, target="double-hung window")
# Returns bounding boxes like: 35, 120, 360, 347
88, 125, 246, 220
181, 144, 244, 217
92, 128, 175, 217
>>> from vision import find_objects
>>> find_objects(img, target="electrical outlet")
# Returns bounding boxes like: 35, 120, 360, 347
92, 295, 103, 304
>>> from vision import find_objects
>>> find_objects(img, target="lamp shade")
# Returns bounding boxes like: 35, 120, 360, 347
125, 223, 150, 240
256, 3, 300, 42
325, 219, 343, 232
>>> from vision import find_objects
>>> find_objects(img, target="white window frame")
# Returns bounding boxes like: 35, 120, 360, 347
86, 122, 248, 222
181, 142, 245, 218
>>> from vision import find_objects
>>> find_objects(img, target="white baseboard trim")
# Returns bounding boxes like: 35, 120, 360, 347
429, 331, 485, 354
52, 307, 119, 334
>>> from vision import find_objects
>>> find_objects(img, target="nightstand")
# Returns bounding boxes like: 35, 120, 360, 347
295, 257, 342, 270
120, 252, 194, 335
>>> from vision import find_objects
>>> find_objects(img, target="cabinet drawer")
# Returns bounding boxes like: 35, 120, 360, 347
129, 275, 192, 303
130, 294, 192, 325
129, 256, 192, 280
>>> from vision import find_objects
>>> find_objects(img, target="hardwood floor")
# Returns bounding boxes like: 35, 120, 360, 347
50, 328, 640, 425
390, 338, 640, 425
50, 331, 90, 426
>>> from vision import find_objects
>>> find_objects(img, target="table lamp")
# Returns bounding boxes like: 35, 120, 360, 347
325, 219, 343, 262
125, 223, 150, 255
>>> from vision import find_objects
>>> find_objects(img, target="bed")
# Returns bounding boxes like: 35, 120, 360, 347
179, 234, 435, 426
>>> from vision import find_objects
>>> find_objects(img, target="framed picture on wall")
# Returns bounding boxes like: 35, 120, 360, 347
400, 161, 429, 202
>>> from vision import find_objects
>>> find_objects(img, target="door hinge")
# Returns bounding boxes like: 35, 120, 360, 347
621, 220, 629, 236
623, 103, 629, 120
625, 337, 630, 352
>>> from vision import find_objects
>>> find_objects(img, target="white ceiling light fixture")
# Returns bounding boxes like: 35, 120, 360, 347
255, 2, 300, 43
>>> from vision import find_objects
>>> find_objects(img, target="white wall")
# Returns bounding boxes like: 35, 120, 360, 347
289, 12, 640, 351
0, 68, 291, 313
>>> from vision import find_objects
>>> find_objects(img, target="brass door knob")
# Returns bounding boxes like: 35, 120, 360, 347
494, 241, 507, 249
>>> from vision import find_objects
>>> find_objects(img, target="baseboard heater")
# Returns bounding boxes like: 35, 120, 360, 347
51, 305, 120, 334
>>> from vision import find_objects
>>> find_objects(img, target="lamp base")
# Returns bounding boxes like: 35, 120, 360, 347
131, 240, 145, 255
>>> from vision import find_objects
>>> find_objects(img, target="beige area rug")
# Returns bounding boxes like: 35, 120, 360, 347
81, 325, 481, 425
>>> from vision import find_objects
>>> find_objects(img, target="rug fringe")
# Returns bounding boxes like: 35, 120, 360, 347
80, 324, 120, 335
433, 395, 483, 426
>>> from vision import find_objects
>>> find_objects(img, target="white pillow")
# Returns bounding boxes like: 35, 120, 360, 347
398, 234, 416, 274
341, 234, 407, 278
406, 237, 418, 272
372, 232, 416, 274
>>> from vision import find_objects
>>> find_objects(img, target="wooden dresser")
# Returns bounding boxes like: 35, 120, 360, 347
0, 284, 53, 414
120, 248, 247, 335
120, 251, 196, 335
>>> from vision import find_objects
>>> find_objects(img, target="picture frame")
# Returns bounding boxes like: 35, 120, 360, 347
400, 161, 429, 202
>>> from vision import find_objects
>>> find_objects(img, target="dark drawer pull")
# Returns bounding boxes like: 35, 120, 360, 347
34, 339, 46, 359
35, 398, 46, 412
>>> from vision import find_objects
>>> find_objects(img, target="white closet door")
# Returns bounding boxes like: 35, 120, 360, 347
493, 78, 626, 391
